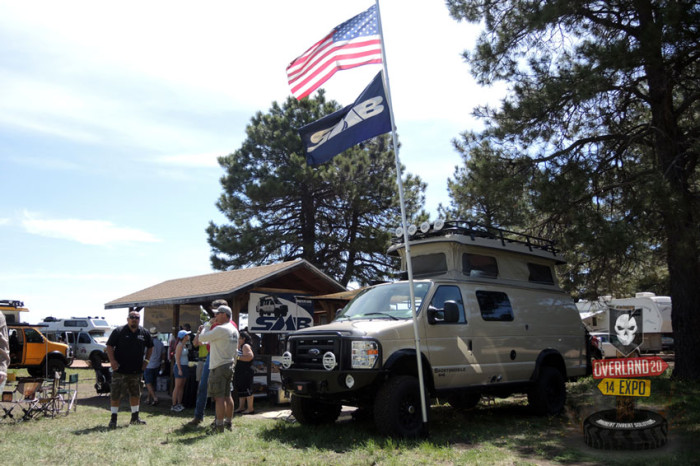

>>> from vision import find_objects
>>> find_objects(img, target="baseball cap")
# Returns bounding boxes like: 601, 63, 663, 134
177, 329, 191, 339
216, 305, 232, 319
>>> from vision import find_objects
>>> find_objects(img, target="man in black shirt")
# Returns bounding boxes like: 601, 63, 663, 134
106, 310, 153, 428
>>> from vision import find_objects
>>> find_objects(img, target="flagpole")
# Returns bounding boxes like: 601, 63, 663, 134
375, 0, 429, 431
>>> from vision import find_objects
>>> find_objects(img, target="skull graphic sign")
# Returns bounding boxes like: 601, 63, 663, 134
608, 307, 643, 356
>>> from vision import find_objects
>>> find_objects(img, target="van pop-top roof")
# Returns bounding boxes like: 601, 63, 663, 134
387, 219, 565, 287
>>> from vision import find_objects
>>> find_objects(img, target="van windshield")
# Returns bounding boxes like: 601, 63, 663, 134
91, 331, 109, 344
336, 282, 431, 321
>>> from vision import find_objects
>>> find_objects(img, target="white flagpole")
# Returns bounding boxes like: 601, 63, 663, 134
375, 0, 429, 430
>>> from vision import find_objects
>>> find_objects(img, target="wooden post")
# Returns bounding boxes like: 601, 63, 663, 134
615, 349, 636, 421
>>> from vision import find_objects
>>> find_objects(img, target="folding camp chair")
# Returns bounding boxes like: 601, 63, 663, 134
13, 378, 45, 421
1, 374, 18, 421
36, 374, 65, 418
57, 373, 79, 414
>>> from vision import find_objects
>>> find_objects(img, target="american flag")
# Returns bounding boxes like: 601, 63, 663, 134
287, 5, 382, 100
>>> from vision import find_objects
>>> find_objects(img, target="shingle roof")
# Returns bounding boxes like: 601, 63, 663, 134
104, 259, 344, 309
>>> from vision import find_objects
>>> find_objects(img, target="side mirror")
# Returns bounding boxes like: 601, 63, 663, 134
443, 301, 460, 323
427, 306, 439, 324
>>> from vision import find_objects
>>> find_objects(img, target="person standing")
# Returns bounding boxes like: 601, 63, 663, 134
106, 310, 153, 428
233, 330, 255, 414
186, 299, 235, 427
170, 330, 191, 412
0, 312, 9, 394
196, 305, 238, 433
144, 327, 164, 406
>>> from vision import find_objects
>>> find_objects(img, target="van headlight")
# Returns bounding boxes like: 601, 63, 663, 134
351, 340, 379, 369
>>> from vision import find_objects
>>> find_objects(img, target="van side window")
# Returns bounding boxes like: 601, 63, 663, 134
429, 286, 466, 324
412, 253, 448, 277
79, 332, 91, 344
476, 291, 514, 321
527, 263, 554, 284
463, 253, 498, 278
24, 328, 44, 343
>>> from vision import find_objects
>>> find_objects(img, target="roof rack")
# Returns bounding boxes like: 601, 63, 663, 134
391, 219, 559, 256
0, 300, 25, 308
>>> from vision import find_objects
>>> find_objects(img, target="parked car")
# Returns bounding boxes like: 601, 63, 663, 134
8, 323, 73, 377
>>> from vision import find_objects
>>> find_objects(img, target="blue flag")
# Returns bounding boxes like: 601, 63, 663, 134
299, 71, 392, 165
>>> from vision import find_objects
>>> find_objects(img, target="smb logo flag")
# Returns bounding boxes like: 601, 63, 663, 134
299, 71, 391, 165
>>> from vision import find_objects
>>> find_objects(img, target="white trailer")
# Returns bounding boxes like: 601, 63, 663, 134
576, 292, 672, 353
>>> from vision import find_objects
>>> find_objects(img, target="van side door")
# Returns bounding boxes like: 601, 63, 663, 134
423, 285, 471, 389
464, 289, 533, 384
23, 328, 47, 366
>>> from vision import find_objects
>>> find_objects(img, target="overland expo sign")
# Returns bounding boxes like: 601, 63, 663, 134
593, 357, 669, 379
597, 378, 651, 397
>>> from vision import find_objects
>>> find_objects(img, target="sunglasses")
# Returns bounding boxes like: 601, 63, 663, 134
129, 315, 140, 320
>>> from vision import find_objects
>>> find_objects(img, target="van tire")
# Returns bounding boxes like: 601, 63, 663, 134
528, 366, 565, 416
28, 359, 65, 377
290, 395, 341, 425
46, 358, 66, 376
584, 409, 667, 450
374, 375, 429, 438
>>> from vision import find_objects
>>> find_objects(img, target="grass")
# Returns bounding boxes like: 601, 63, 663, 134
1, 366, 698, 465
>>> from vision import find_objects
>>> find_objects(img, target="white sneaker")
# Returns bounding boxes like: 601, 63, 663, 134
175, 404, 185, 412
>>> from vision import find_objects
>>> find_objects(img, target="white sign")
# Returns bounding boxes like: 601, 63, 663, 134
248, 292, 314, 334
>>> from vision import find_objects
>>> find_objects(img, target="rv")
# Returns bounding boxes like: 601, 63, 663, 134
41, 316, 112, 366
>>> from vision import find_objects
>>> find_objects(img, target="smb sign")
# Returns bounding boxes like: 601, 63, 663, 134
248, 292, 314, 334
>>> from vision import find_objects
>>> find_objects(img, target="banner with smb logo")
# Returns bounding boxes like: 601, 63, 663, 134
248, 292, 314, 333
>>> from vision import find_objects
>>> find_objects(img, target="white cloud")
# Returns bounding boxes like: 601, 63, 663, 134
153, 152, 224, 168
21, 211, 160, 246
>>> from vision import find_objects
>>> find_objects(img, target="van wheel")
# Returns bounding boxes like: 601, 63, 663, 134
584, 409, 667, 450
447, 392, 481, 410
46, 359, 66, 376
290, 395, 341, 425
528, 366, 565, 415
374, 375, 429, 438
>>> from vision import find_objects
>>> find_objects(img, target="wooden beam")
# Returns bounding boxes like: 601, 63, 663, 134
172, 304, 180, 334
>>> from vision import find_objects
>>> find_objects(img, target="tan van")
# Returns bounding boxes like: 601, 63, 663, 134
281, 220, 591, 438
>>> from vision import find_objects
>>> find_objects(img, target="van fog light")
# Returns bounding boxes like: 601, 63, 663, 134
322, 352, 337, 371
345, 374, 355, 389
281, 351, 293, 369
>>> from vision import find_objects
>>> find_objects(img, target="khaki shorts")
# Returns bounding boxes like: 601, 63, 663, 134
208, 364, 233, 398
110, 372, 142, 401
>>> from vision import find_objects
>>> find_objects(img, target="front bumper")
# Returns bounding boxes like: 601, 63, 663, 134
282, 368, 384, 396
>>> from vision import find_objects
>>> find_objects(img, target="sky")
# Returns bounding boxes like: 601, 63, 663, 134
1, 1, 505, 326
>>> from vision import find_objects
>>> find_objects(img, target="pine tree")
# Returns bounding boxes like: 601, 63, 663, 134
207, 92, 426, 287
446, 0, 699, 379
